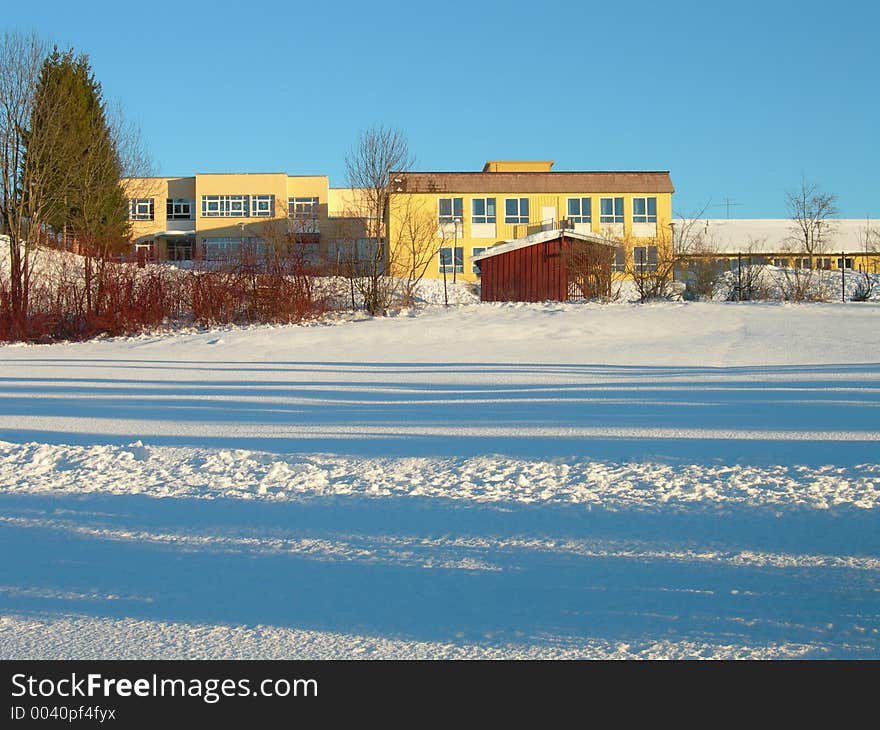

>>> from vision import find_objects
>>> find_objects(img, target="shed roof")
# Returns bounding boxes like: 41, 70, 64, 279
389, 171, 674, 194
471, 228, 620, 263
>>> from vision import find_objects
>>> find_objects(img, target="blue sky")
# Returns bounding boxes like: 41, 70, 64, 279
6, 0, 878, 218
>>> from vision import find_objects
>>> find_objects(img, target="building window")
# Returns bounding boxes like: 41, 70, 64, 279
612, 247, 626, 272
633, 245, 658, 272
129, 198, 154, 221
439, 246, 463, 274
600, 197, 624, 224
567, 197, 592, 224
166, 199, 194, 220
328, 239, 377, 262
816, 257, 831, 270
438, 197, 463, 224
251, 195, 274, 217
471, 198, 496, 224
201, 194, 250, 217
203, 236, 266, 260
632, 197, 657, 224
471, 247, 487, 273
837, 257, 854, 269
504, 198, 529, 224
166, 239, 193, 261
289, 196, 318, 218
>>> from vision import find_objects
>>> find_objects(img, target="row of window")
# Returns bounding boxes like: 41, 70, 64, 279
201, 195, 275, 218
130, 198, 196, 221
129, 196, 322, 221
129, 194, 655, 225
436, 196, 658, 225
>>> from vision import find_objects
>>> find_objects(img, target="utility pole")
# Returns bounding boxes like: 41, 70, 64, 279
841, 250, 846, 302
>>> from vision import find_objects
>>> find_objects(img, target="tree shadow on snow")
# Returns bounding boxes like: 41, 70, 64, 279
1, 492, 878, 655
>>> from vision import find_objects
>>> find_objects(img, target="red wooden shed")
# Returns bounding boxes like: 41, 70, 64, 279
473, 228, 619, 302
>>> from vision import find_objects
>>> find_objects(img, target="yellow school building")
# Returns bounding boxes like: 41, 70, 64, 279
121, 161, 675, 279
385, 160, 674, 281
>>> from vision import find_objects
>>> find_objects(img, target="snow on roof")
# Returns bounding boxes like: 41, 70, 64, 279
155, 230, 196, 237
471, 228, 620, 263
677, 219, 879, 255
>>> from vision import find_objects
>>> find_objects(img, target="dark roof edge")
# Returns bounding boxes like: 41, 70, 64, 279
392, 170, 672, 176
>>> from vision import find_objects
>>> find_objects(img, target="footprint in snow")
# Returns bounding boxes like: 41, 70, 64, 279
206, 338, 223, 345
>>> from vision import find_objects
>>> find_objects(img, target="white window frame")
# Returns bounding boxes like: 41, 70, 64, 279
201, 194, 251, 218
471, 198, 496, 224
632, 197, 657, 224
504, 197, 529, 224
166, 198, 194, 220
600, 197, 624, 224
438, 197, 463, 224
439, 246, 463, 274
250, 195, 274, 217
129, 198, 154, 221
288, 196, 319, 218
566, 197, 592, 224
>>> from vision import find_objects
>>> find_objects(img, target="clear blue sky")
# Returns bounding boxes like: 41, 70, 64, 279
6, 0, 878, 218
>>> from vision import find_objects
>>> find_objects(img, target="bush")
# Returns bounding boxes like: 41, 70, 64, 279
0, 247, 337, 343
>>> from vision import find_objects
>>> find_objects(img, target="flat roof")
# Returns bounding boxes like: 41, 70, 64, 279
675, 218, 879, 254
390, 171, 674, 194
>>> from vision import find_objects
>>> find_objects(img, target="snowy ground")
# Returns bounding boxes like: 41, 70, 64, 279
1, 298, 879, 659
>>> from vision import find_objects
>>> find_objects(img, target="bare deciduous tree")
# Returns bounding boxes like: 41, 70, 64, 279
343, 125, 414, 315
624, 228, 680, 302
565, 240, 613, 300
390, 196, 442, 307
670, 205, 727, 301
0, 32, 71, 339
771, 179, 838, 302
786, 178, 838, 258
851, 221, 879, 301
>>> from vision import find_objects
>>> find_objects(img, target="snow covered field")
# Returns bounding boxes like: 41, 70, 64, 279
1, 298, 879, 659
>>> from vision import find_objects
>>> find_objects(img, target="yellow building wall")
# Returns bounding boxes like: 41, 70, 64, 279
323, 188, 379, 257
123, 173, 335, 259
194, 173, 290, 244
121, 177, 172, 242
328, 187, 374, 218
387, 190, 674, 282
286, 175, 330, 224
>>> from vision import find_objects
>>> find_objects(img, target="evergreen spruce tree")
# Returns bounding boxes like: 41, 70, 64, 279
28, 47, 129, 253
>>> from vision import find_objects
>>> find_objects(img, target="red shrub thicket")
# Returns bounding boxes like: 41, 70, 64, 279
0, 246, 337, 343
